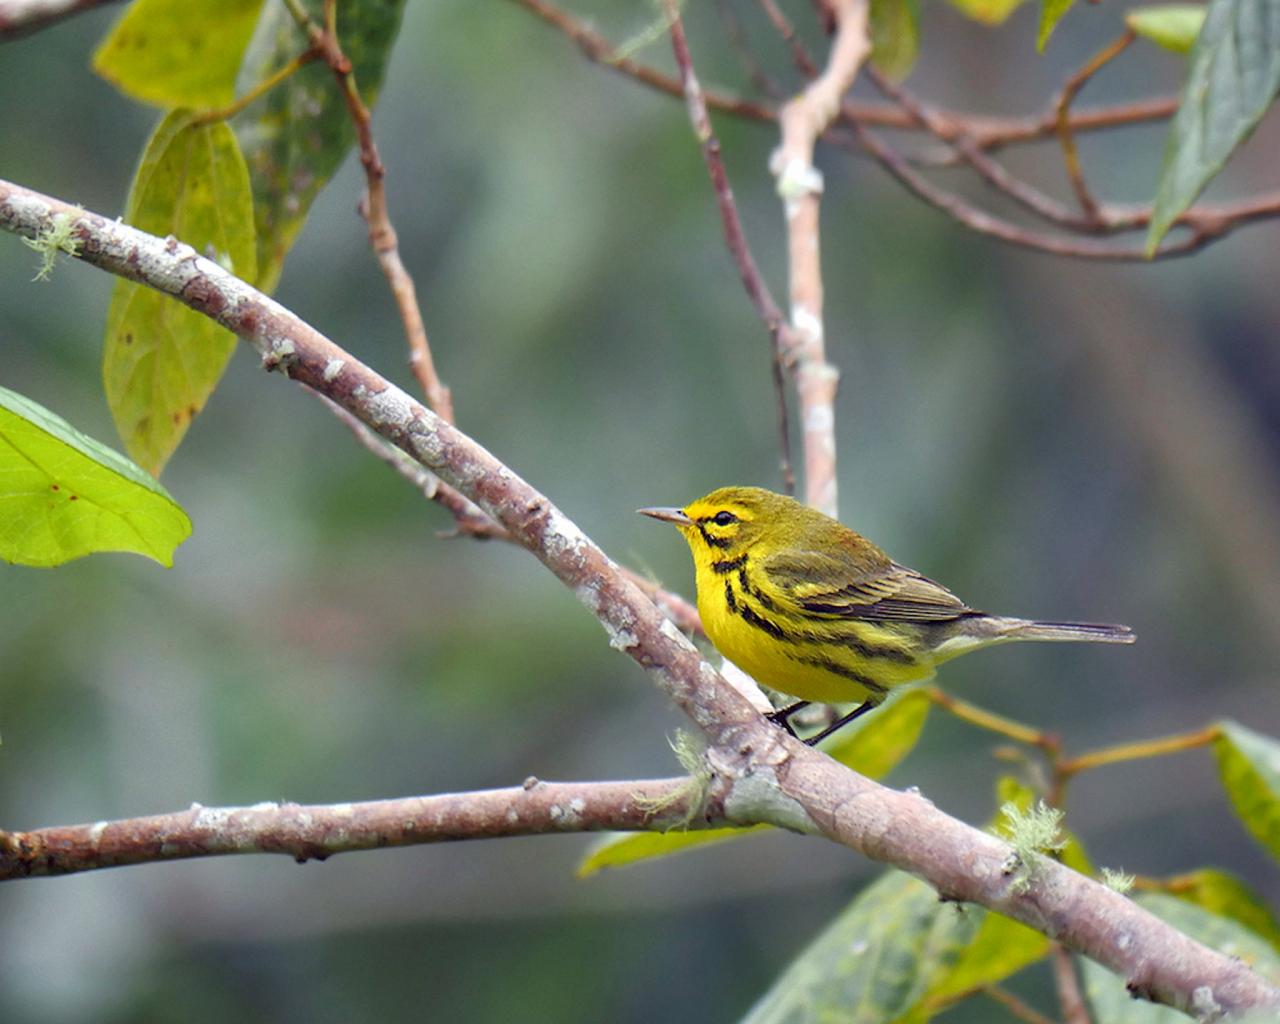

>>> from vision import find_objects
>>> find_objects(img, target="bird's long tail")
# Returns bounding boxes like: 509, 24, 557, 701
997, 618, 1135, 644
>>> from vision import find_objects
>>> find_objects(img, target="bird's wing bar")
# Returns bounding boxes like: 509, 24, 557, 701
761, 551, 972, 623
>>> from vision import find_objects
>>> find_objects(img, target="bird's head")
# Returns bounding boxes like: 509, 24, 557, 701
638, 486, 800, 561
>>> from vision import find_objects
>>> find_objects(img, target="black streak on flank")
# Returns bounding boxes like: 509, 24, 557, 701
796, 655, 889, 696
724, 580, 737, 612
735, 597, 788, 642
711, 554, 748, 575
739, 568, 776, 611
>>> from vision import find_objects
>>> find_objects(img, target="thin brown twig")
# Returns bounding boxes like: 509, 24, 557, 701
285, 0, 455, 422
844, 116, 1257, 261
1054, 946, 1094, 1024
759, 0, 819, 76
506, 0, 1177, 150
715, 0, 783, 98
866, 67, 1101, 235
663, 0, 796, 495
1054, 30, 1136, 223
983, 985, 1060, 1024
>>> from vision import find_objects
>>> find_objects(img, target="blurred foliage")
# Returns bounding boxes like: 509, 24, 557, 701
2, 0, 1280, 1022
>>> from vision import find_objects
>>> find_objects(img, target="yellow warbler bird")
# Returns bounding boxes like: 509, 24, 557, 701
640, 486, 1134, 744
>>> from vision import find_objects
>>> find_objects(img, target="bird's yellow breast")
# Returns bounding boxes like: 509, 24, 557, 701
693, 557, 936, 706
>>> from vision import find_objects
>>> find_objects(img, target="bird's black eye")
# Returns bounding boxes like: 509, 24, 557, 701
713, 511, 737, 526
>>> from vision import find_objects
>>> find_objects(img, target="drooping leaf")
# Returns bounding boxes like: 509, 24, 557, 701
900, 911, 1051, 1021
0, 386, 191, 567
1126, 4, 1207, 53
1037, 0, 1076, 51
870, 0, 919, 79
1082, 893, 1280, 1022
944, 0, 1027, 27
743, 870, 982, 1024
235, 0, 407, 291
577, 824, 767, 877
1158, 868, 1280, 953
577, 691, 931, 876
103, 111, 256, 476
1213, 721, 1280, 864
1146, 0, 1280, 251
92, 0, 267, 109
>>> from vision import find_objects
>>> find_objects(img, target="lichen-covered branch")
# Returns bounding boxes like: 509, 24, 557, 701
2, 179, 1278, 1018
0, 777, 698, 878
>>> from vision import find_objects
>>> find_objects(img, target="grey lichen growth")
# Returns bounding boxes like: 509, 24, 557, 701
1101, 866, 1136, 894
998, 799, 1066, 895
24, 213, 80, 281
634, 729, 711, 829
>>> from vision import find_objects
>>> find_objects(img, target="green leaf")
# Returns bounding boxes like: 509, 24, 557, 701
1160, 868, 1280, 953
944, 0, 1027, 26
870, 0, 920, 79
743, 871, 982, 1024
1146, 0, 1280, 252
92, 0, 267, 109
103, 111, 256, 476
0, 386, 191, 567
236, 0, 407, 291
1037, 0, 1076, 51
1082, 894, 1280, 1022
1213, 720, 1280, 864
577, 691, 930, 877
1126, 4, 1207, 52
577, 824, 767, 877
901, 912, 1051, 1021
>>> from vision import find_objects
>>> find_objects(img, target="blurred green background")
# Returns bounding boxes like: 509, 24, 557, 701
3, 1, 1279, 1021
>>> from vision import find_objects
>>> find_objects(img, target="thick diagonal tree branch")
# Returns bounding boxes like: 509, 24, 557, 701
2, 180, 1279, 1019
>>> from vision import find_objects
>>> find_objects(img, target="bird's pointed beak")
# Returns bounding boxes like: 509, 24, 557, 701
638, 506, 693, 526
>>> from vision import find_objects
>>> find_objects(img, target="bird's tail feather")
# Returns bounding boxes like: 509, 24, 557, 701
998, 618, 1135, 644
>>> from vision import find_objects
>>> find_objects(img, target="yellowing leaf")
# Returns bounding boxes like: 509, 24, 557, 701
0, 386, 191, 567
93, 0, 267, 109
870, 0, 920, 79
1037, 0, 1077, 50
577, 690, 930, 876
103, 111, 256, 475
1213, 721, 1280, 864
1126, 4, 1207, 52
1160, 868, 1280, 953
945, 0, 1027, 27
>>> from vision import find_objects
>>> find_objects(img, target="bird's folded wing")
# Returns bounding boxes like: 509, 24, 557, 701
760, 550, 972, 622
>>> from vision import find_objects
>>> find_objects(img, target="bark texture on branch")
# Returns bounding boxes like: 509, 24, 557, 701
0, 778, 695, 878
2, 180, 1278, 1019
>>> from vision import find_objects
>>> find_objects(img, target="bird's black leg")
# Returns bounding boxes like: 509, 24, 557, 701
803, 701, 878, 747
765, 700, 810, 738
